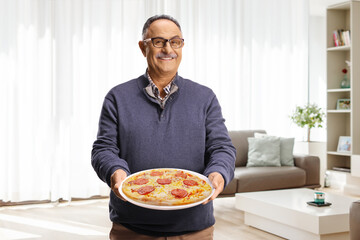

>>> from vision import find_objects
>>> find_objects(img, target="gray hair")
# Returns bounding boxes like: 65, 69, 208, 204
142, 14, 182, 40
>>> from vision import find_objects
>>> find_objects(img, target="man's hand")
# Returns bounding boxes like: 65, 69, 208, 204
110, 169, 128, 201
203, 172, 224, 205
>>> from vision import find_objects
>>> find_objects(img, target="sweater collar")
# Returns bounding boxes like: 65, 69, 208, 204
138, 69, 181, 90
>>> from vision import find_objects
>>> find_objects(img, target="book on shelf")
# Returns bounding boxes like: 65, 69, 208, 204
333, 29, 351, 47
332, 167, 351, 173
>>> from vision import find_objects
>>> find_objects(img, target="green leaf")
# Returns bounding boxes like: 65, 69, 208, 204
289, 103, 325, 130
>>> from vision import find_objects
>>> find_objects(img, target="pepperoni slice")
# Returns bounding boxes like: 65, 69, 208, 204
132, 178, 149, 185
171, 189, 188, 198
150, 171, 164, 176
183, 180, 198, 186
175, 171, 187, 179
137, 186, 155, 195
157, 178, 171, 185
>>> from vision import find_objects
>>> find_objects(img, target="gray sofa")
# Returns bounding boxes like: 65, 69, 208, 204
350, 200, 360, 240
221, 130, 321, 195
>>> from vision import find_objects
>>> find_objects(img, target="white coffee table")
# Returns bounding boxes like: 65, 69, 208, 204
235, 188, 357, 240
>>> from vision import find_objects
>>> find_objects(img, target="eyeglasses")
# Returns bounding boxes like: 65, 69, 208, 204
143, 37, 184, 49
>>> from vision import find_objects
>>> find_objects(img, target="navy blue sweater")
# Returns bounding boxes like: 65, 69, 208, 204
91, 73, 236, 236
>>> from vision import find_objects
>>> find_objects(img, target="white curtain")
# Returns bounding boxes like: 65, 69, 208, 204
0, 0, 309, 202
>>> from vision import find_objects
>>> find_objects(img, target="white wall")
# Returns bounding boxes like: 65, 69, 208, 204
308, 15, 326, 141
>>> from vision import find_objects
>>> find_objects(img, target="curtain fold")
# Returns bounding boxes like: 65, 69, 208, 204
0, 0, 309, 202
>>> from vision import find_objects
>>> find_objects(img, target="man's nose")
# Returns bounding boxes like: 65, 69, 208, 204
162, 41, 173, 53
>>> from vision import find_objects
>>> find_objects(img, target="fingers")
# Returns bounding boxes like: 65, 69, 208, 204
113, 182, 124, 200
203, 172, 224, 205
110, 169, 128, 201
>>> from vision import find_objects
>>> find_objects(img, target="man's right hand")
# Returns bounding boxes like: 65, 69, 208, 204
110, 169, 128, 201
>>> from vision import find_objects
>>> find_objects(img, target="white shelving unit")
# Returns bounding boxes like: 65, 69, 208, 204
326, 1, 360, 195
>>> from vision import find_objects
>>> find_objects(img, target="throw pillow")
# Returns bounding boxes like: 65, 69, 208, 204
247, 137, 281, 167
254, 133, 295, 166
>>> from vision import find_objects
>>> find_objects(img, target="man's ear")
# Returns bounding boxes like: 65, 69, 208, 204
139, 41, 146, 57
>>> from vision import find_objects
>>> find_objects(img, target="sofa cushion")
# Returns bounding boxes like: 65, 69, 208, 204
234, 166, 306, 192
254, 133, 295, 166
228, 130, 266, 167
279, 137, 295, 166
247, 137, 281, 167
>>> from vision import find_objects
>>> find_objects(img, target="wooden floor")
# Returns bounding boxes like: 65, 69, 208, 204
213, 196, 284, 240
0, 196, 284, 240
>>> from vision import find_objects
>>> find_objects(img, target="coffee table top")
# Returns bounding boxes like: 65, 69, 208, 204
237, 188, 356, 216
236, 188, 358, 235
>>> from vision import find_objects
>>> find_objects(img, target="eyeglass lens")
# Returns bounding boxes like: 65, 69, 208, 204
152, 38, 183, 48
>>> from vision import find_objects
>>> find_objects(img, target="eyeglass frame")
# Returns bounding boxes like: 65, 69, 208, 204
143, 37, 185, 49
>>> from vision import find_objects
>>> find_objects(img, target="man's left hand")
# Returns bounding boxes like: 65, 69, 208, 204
203, 172, 224, 205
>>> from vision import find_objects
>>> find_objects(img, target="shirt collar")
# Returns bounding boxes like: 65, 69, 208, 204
147, 71, 174, 100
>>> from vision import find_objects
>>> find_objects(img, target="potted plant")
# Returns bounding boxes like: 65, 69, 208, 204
290, 103, 325, 142
290, 103, 326, 186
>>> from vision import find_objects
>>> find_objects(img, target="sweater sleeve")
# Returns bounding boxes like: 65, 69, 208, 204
203, 94, 236, 187
91, 94, 131, 187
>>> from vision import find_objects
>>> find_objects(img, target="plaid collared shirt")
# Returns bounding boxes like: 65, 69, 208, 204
147, 72, 176, 108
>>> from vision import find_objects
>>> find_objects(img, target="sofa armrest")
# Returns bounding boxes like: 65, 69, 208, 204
350, 201, 360, 240
293, 154, 320, 187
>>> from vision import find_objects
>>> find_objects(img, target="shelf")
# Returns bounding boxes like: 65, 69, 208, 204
327, 110, 351, 113
330, 169, 351, 175
333, 167, 351, 173
327, 46, 351, 51
327, 151, 351, 156
326, 1, 359, 176
327, 88, 351, 92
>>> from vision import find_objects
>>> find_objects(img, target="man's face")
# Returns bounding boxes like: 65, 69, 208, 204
139, 19, 183, 78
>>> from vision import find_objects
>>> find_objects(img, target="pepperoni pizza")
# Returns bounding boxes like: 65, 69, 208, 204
121, 169, 213, 206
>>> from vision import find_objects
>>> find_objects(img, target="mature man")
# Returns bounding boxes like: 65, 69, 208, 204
92, 14, 236, 240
